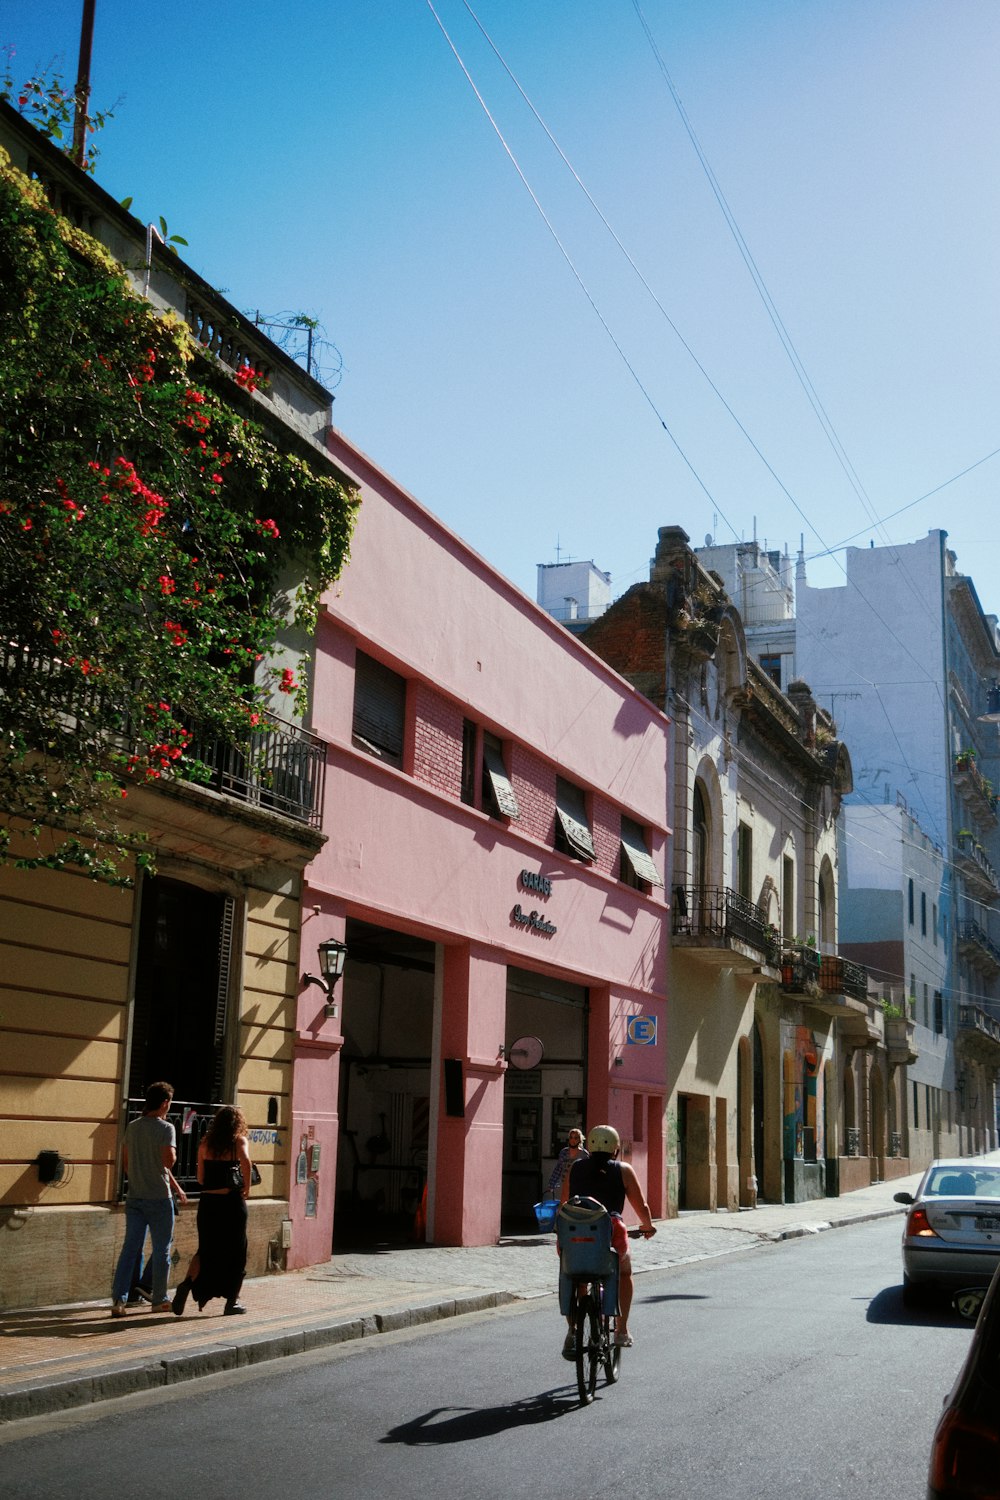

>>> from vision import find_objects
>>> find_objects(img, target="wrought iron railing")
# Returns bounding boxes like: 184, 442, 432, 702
954, 752, 999, 820
123, 1097, 222, 1195
889, 1133, 903, 1158
0, 642, 324, 828
819, 953, 869, 1000
672, 886, 779, 963
780, 942, 822, 993
185, 716, 325, 828
845, 1127, 861, 1158
959, 921, 1000, 969
956, 833, 1000, 894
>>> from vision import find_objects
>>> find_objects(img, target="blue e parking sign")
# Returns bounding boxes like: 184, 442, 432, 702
626, 1015, 657, 1046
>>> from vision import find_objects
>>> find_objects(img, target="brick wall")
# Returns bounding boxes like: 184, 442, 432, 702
592, 794, 621, 879
510, 745, 556, 844
412, 683, 464, 801
581, 585, 668, 704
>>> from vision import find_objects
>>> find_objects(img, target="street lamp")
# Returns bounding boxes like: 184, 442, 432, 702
303, 938, 348, 1018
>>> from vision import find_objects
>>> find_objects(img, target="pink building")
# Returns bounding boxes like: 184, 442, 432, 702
288, 432, 671, 1264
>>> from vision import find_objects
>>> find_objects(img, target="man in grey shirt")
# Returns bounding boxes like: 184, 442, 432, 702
110, 1080, 187, 1316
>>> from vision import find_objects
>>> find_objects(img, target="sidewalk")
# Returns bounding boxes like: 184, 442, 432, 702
0, 1167, 932, 1423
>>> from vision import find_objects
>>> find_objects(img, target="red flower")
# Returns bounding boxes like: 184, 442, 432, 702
279, 668, 298, 694
256, 517, 280, 539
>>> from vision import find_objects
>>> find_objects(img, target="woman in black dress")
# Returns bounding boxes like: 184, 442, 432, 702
172, 1105, 252, 1317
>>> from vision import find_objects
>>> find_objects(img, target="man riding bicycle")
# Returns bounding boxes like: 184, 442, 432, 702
560, 1123, 656, 1353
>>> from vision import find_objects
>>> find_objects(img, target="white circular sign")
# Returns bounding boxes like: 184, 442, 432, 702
507, 1035, 544, 1070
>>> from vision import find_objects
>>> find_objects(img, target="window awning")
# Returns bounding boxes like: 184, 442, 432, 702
483, 741, 519, 819
620, 822, 663, 887
555, 784, 596, 861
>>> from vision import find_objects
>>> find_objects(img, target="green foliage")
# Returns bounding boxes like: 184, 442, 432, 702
0, 48, 117, 173
0, 148, 358, 880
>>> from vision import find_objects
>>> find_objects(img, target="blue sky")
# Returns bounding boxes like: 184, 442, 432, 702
4, 1, 1000, 612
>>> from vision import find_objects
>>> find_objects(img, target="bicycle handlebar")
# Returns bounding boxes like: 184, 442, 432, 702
627, 1226, 657, 1239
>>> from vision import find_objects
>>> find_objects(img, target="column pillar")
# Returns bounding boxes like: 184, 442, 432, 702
432, 943, 507, 1246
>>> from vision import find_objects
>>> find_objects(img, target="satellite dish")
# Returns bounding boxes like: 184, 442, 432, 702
705, 534, 713, 547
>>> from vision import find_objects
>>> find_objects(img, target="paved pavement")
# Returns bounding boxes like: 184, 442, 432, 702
0, 1163, 959, 1424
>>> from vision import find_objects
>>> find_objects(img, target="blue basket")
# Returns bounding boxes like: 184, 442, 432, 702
533, 1199, 559, 1232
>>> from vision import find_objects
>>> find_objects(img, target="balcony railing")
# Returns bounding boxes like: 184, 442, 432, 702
956, 832, 1000, 900
0, 641, 324, 829
185, 716, 325, 829
779, 942, 822, 995
958, 920, 1000, 973
672, 886, 779, 965
819, 953, 869, 1001
123, 1098, 222, 1196
954, 752, 999, 827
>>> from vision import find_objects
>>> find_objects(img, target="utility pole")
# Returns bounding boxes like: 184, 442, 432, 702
71, 0, 97, 169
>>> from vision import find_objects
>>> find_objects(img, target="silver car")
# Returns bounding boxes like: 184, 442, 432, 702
894, 1158, 1000, 1307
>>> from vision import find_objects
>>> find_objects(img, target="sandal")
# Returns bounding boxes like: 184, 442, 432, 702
614, 1331, 634, 1347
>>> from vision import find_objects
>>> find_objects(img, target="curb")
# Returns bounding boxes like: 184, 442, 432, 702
0, 1289, 515, 1425
769, 1204, 903, 1241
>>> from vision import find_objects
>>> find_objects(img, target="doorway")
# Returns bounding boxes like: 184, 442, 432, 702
333, 919, 435, 1249
501, 967, 586, 1233
128, 874, 234, 1108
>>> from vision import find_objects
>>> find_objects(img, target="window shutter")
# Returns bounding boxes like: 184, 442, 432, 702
620, 817, 663, 887
555, 778, 595, 861
353, 651, 406, 766
483, 740, 520, 819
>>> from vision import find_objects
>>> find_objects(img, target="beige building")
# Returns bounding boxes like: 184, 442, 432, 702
0, 102, 349, 1308
584, 526, 912, 1210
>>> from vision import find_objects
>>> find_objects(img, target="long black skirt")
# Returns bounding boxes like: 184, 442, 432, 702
191, 1190, 247, 1307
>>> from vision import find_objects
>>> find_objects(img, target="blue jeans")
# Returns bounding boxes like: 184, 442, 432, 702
112, 1196, 175, 1304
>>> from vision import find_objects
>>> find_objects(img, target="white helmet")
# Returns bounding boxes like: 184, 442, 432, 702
586, 1124, 620, 1155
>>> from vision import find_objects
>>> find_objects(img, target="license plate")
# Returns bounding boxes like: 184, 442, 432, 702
974, 1216, 1000, 1232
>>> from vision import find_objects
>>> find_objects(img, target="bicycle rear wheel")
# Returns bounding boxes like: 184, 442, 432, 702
602, 1316, 621, 1384
574, 1293, 600, 1404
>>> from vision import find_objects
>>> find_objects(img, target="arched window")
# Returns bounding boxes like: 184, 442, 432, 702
693, 782, 709, 895
818, 858, 835, 951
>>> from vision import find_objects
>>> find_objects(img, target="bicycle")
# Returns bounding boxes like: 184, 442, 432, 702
556, 1197, 644, 1405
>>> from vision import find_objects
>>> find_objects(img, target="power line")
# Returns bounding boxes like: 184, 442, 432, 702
424, 0, 732, 523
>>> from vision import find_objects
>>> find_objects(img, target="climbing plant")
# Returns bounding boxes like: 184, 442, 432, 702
0, 145, 358, 882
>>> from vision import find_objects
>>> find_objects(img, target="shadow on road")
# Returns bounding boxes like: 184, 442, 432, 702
381, 1389, 580, 1444
865, 1284, 967, 1327
639, 1293, 710, 1306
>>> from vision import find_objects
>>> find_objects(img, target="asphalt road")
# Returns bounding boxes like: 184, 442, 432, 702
0, 1217, 972, 1500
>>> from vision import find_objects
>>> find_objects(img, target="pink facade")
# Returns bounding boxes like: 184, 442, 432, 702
288, 430, 671, 1265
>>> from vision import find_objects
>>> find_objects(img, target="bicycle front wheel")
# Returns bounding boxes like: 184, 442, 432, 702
574, 1292, 600, 1404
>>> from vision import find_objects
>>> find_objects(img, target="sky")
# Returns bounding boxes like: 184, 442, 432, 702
3, 0, 1000, 614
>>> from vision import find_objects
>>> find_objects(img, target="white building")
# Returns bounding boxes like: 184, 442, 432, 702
797, 531, 1000, 1158
536, 559, 611, 633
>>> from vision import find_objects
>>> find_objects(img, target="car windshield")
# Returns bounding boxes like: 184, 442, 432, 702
924, 1166, 1000, 1198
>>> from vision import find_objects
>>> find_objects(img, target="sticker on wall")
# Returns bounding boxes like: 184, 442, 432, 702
626, 1015, 657, 1046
